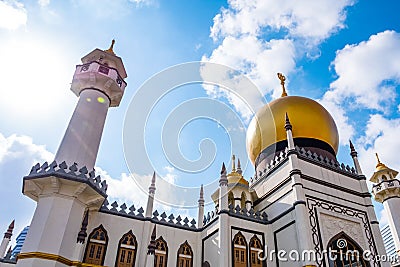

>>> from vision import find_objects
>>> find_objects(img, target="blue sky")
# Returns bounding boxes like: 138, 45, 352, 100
0, 0, 399, 239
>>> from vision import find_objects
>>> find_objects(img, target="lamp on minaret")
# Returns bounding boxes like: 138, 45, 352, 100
145, 172, 157, 218
349, 140, 363, 174
54, 40, 127, 171
370, 153, 400, 256
197, 184, 204, 228
0, 220, 14, 258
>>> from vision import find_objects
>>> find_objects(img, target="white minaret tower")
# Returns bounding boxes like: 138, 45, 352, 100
55, 40, 127, 171
370, 153, 400, 256
197, 184, 204, 228
18, 41, 127, 267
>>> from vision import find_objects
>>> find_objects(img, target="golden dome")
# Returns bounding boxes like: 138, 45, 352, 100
246, 95, 339, 164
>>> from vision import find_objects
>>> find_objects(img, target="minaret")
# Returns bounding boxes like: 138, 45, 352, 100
218, 162, 229, 266
18, 41, 127, 267
145, 172, 157, 218
0, 220, 14, 258
197, 184, 204, 228
370, 154, 400, 256
55, 40, 127, 171
349, 140, 363, 174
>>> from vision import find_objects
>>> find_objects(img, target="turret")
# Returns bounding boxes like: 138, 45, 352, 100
197, 185, 204, 228
0, 220, 14, 258
145, 172, 157, 218
370, 153, 400, 256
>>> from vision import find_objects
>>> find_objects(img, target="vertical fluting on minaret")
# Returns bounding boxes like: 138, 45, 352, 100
54, 40, 127, 171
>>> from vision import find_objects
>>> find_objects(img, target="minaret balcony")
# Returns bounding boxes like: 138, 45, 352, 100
71, 61, 127, 107
372, 179, 400, 202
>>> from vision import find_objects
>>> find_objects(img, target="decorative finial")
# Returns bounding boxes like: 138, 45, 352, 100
232, 155, 236, 172
200, 184, 204, 198
104, 39, 116, 55
375, 153, 381, 164
284, 112, 292, 131
237, 158, 242, 175
77, 210, 89, 243
277, 73, 287, 97
147, 224, 157, 255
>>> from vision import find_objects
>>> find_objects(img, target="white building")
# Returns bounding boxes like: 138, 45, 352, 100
0, 42, 399, 267
381, 225, 396, 258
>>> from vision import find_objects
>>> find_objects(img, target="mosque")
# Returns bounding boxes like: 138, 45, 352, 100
0, 42, 399, 267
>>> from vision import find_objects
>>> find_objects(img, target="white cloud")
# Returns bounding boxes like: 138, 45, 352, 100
38, 0, 50, 7
378, 208, 389, 228
0, 0, 27, 30
210, 0, 354, 45
0, 133, 53, 243
326, 30, 400, 111
357, 114, 400, 178
204, 0, 354, 120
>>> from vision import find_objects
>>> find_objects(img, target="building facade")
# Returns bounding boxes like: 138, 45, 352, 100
0, 43, 398, 267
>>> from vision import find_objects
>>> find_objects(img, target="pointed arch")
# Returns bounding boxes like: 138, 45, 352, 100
83, 224, 108, 265
327, 231, 370, 267
249, 235, 263, 267
176, 240, 193, 267
155, 236, 168, 267
115, 230, 137, 267
228, 191, 234, 208
232, 232, 247, 267
240, 192, 247, 209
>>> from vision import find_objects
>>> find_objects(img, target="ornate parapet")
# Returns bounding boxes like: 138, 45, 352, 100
23, 161, 107, 206
372, 179, 400, 202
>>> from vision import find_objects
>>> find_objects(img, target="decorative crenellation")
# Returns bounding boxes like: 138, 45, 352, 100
203, 208, 219, 226
228, 204, 268, 223
372, 179, 400, 202
251, 148, 289, 184
26, 161, 108, 195
295, 146, 358, 177
100, 199, 197, 229
151, 210, 197, 229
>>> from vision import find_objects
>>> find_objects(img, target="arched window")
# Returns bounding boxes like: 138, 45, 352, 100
249, 235, 263, 267
327, 232, 369, 267
233, 232, 247, 267
176, 241, 193, 267
228, 192, 234, 208
155, 237, 168, 267
115, 230, 137, 267
83, 225, 108, 265
240, 192, 246, 209
382, 175, 388, 181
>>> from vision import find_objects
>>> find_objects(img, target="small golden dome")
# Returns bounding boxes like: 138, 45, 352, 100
246, 95, 339, 164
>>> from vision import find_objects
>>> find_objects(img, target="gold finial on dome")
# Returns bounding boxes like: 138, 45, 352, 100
375, 153, 387, 170
105, 39, 116, 55
277, 73, 287, 97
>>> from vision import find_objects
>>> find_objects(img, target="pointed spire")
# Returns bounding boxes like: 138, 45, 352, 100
77, 210, 89, 243
349, 140, 357, 157
219, 162, 228, 186
231, 155, 236, 172
277, 73, 287, 97
147, 225, 157, 255
4, 220, 14, 239
104, 39, 116, 55
284, 112, 292, 131
149, 171, 156, 194
199, 184, 204, 201
221, 162, 226, 175
237, 158, 242, 175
